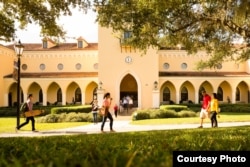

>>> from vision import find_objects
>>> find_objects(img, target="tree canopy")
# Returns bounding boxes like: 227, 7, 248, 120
94, 0, 250, 69
0, 0, 91, 42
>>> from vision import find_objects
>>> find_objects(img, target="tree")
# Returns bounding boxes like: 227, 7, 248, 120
93, 0, 250, 69
0, 0, 91, 42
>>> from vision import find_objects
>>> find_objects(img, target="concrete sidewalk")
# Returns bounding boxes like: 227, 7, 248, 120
1, 117, 250, 138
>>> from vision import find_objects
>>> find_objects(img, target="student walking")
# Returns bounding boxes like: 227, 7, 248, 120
91, 100, 99, 124
16, 94, 37, 132
210, 93, 219, 127
101, 92, 115, 132
198, 90, 211, 128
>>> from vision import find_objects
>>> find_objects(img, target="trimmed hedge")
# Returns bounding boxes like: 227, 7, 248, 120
51, 105, 91, 114
133, 108, 197, 121
187, 103, 250, 113
159, 105, 188, 112
37, 112, 102, 123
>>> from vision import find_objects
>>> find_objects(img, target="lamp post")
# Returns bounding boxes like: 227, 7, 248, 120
14, 40, 24, 127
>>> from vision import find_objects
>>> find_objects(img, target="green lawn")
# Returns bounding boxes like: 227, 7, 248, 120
0, 117, 88, 133
131, 112, 250, 125
0, 126, 249, 167
0, 112, 250, 133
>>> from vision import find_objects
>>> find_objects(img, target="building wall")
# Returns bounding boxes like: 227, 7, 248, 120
0, 43, 99, 107
21, 50, 98, 73
98, 25, 159, 109
0, 25, 250, 108
0, 45, 16, 106
158, 50, 247, 72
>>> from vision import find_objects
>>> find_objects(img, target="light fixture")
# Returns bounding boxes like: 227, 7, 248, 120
99, 81, 103, 89
154, 81, 158, 89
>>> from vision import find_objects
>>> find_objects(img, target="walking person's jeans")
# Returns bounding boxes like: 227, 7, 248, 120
92, 112, 98, 123
17, 116, 35, 131
210, 111, 218, 127
101, 111, 113, 131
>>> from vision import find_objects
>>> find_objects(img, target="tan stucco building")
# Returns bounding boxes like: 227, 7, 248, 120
1, 24, 250, 109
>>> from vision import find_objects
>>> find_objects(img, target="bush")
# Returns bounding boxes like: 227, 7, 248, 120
133, 110, 150, 120
65, 113, 88, 122
37, 112, 102, 123
133, 108, 197, 120
51, 105, 91, 114
38, 114, 60, 123
160, 105, 188, 112
178, 110, 197, 117
152, 109, 178, 119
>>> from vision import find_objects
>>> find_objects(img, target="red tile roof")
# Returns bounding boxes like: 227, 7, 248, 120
5, 43, 98, 51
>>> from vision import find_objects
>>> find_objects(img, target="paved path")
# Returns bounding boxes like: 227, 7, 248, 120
1, 116, 250, 138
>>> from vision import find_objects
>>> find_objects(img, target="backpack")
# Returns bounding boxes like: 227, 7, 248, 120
20, 102, 29, 114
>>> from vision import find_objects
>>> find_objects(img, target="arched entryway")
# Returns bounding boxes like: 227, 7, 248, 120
66, 82, 82, 105
85, 81, 98, 105
236, 81, 249, 103
47, 82, 61, 105
120, 74, 138, 107
27, 82, 43, 105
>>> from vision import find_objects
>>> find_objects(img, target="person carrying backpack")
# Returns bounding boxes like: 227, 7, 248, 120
16, 94, 38, 132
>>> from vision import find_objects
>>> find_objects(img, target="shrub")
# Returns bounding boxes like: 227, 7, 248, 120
37, 112, 102, 123
51, 105, 91, 114
133, 108, 197, 120
65, 113, 87, 122
38, 114, 60, 123
133, 110, 150, 120
152, 109, 178, 119
178, 110, 197, 117
160, 105, 188, 112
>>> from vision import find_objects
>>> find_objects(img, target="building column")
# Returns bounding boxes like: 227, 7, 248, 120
62, 92, 66, 105
43, 93, 47, 106
152, 90, 160, 108
195, 89, 199, 104
97, 88, 105, 107
4, 93, 8, 106
23, 93, 28, 102
176, 91, 180, 104
231, 89, 236, 104
81, 92, 86, 105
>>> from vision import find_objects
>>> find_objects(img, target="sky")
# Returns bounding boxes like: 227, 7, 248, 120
0, 9, 98, 45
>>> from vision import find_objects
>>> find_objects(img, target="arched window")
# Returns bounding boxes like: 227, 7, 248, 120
236, 87, 240, 101
75, 88, 81, 102
217, 87, 223, 101
163, 87, 170, 101
181, 87, 188, 101
39, 89, 43, 103
57, 88, 62, 102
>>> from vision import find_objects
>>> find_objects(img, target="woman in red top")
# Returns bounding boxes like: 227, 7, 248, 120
101, 92, 115, 132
